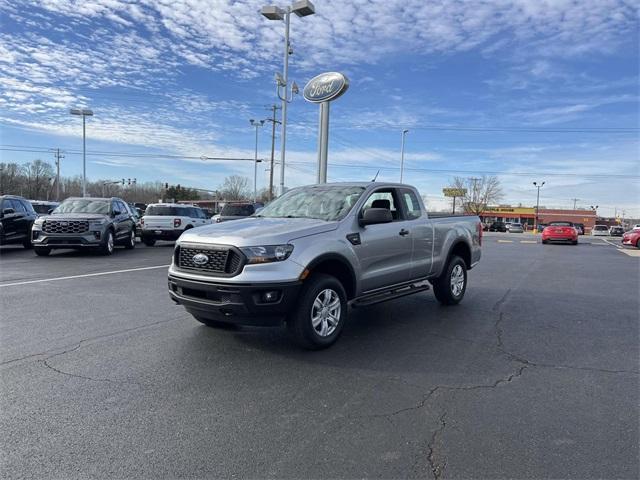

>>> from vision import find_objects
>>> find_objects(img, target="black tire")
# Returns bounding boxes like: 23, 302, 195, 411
124, 228, 136, 249
34, 247, 51, 256
572, 240, 578, 245
432, 255, 467, 306
100, 229, 115, 255
192, 315, 239, 330
636, 239, 640, 250
542, 239, 548, 244
23, 237, 33, 249
286, 273, 347, 350
143, 238, 156, 247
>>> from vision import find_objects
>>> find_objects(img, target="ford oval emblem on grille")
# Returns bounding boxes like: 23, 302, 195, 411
60, 222, 68, 226
192, 253, 209, 265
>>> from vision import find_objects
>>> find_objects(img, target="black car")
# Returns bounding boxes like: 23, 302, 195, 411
0, 195, 38, 249
31, 197, 137, 256
488, 221, 507, 232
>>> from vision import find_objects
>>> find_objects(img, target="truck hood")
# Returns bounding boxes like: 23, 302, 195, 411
179, 217, 339, 246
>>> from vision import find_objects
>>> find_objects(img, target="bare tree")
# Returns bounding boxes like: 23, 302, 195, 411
22, 159, 55, 200
0, 162, 25, 195
452, 175, 503, 216
219, 175, 250, 200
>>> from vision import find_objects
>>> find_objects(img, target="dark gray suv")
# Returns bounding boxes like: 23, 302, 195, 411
31, 197, 136, 256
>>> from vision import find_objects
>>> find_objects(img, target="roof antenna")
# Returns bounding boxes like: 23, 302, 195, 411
371, 170, 380, 182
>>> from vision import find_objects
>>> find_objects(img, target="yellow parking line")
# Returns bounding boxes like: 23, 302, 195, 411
497, 240, 513, 243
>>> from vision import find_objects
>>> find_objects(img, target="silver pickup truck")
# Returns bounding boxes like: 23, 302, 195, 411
168, 182, 482, 348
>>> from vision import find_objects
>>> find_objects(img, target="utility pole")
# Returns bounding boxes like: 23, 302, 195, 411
400, 129, 409, 183
266, 105, 281, 201
533, 181, 545, 231
571, 198, 579, 210
53, 148, 64, 201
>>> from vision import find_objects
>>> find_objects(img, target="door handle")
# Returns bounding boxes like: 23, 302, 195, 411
399, 229, 410, 236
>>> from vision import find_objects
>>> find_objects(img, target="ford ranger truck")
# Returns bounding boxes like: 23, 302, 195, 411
168, 182, 482, 349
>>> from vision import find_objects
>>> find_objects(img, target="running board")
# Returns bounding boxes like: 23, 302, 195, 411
350, 281, 430, 308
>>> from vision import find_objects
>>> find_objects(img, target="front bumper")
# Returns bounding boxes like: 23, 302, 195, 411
31, 230, 103, 248
168, 273, 302, 326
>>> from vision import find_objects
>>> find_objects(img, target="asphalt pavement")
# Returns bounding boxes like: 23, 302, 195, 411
1, 234, 638, 479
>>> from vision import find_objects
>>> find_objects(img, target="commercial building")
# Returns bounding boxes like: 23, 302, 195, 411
480, 206, 598, 232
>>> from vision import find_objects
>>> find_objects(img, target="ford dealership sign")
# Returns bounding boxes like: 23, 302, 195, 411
303, 72, 349, 103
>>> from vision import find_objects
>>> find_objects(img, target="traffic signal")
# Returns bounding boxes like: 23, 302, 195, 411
164, 183, 169, 189
121, 178, 125, 185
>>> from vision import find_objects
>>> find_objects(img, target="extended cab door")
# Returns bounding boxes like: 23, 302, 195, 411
400, 188, 434, 278
356, 188, 415, 293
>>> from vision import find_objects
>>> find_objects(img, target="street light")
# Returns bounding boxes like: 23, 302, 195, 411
70, 108, 93, 197
261, 0, 315, 195
250, 119, 266, 202
533, 181, 545, 231
400, 129, 409, 183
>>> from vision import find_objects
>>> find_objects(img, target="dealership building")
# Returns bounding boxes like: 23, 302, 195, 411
480, 206, 598, 232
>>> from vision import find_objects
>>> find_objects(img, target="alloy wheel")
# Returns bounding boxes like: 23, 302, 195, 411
311, 288, 341, 337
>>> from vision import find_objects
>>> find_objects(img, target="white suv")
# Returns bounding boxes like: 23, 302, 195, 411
141, 203, 211, 246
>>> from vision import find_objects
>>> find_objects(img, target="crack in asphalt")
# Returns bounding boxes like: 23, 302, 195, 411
0, 316, 183, 368
427, 412, 447, 480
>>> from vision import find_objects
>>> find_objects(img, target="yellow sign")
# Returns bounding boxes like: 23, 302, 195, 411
443, 188, 467, 197
484, 206, 535, 215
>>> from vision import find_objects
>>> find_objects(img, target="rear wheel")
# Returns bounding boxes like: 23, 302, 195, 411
542, 239, 548, 244
572, 240, 578, 245
124, 228, 136, 249
287, 273, 347, 350
34, 247, 51, 256
143, 238, 156, 247
636, 239, 640, 249
432, 255, 467, 306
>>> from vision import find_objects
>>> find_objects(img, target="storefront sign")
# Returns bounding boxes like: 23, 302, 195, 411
303, 72, 349, 103
443, 188, 467, 197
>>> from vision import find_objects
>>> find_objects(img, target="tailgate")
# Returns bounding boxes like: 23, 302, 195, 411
143, 216, 174, 229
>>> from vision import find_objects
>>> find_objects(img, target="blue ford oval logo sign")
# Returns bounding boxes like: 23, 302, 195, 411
303, 72, 349, 103
192, 253, 209, 265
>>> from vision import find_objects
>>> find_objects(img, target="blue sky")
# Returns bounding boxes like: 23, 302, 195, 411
1, 0, 638, 216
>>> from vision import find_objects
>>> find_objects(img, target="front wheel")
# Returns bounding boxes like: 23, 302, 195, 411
34, 247, 51, 256
124, 228, 136, 249
23, 237, 33, 249
287, 273, 347, 350
100, 230, 115, 255
432, 255, 467, 306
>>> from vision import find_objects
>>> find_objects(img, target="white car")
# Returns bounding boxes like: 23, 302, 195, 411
591, 225, 610, 236
141, 203, 211, 246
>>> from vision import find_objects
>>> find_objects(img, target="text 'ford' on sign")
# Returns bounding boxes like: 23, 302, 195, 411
303, 72, 349, 103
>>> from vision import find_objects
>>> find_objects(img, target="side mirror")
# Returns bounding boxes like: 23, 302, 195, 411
2, 208, 15, 215
359, 207, 393, 227
47, 209, 54, 214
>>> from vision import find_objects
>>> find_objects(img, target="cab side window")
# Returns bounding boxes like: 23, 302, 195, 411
361, 189, 401, 221
401, 189, 422, 220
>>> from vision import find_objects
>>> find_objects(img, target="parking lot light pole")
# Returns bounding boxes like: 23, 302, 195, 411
533, 181, 545, 231
250, 119, 266, 202
400, 129, 409, 183
70, 108, 94, 197
261, 1, 315, 195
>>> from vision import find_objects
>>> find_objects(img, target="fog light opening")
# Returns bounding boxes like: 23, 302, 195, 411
262, 291, 280, 303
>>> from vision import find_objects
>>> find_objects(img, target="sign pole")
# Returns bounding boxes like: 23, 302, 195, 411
317, 102, 330, 183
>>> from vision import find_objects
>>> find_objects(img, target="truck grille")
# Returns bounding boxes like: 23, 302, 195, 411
176, 245, 244, 276
43, 220, 89, 234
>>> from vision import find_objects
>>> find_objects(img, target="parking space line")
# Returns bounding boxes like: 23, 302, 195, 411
497, 240, 513, 243
0, 265, 170, 288
619, 249, 640, 257
602, 238, 623, 249
520, 240, 537, 244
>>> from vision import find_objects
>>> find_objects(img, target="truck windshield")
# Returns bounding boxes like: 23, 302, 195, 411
257, 185, 365, 221
54, 199, 110, 214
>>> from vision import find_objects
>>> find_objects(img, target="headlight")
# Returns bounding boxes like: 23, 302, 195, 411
240, 244, 293, 264
33, 218, 45, 226
89, 218, 107, 226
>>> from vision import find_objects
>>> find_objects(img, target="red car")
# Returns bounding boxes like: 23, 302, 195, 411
542, 221, 578, 245
622, 229, 640, 249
